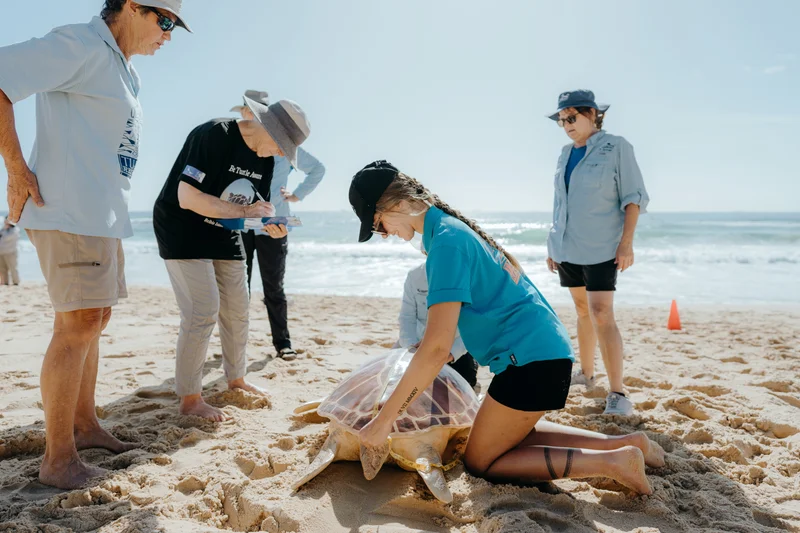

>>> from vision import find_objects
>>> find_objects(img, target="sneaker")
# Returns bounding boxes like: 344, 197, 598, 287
277, 347, 298, 361
570, 369, 595, 388
603, 392, 634, 416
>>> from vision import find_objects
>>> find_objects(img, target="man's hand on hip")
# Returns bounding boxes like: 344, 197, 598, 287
280, 187, 300, 203
6, 163, 44, 223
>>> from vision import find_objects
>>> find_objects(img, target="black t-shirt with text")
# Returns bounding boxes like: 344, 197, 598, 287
153, 119, 275, 260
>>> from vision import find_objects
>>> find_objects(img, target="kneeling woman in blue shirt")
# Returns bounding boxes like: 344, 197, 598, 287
350, 161, 663, 494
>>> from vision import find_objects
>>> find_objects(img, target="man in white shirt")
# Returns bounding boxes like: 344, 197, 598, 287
0, 0, 190, 489
399, 262, 478, 387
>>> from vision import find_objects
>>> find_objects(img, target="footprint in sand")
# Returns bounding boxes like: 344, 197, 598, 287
105, 352, 136, 359
684, 428, 714, 444
209, 389, 271, 410
135, 387, 177, 399
235, 453, 292, 479
721, 356, 747, 364
754, 380, 797, 394
770, 392, 800, 409
127, 400, 166, 414
681, 384, 731, 398
311, 337, 329, 346
667, 397, 711, 420
176, 474, 207, 494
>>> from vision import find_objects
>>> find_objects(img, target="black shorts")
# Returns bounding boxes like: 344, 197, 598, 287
487, 358, 572, 412
557, 259, 618, 292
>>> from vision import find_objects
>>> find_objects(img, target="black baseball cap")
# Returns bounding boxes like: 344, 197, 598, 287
349, 160, 399, 242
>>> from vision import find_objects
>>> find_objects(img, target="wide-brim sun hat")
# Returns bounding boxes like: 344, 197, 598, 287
230, 89, 269, 114
547, 89, 609, 121
243, 96, 310, 168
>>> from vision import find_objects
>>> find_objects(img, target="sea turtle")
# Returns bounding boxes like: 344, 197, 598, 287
291, 348, 480, 502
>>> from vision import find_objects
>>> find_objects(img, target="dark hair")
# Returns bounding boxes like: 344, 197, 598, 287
100, 0, 127, 22
376, 173, 522, 270
576, 106, 605, 130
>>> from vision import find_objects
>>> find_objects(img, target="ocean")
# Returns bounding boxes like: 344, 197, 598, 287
7, 211, 800, 307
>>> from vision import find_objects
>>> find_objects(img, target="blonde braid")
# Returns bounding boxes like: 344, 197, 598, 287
430, 196, 522, 271
376, 173, 521, 270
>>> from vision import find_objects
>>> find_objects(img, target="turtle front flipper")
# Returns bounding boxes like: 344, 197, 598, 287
415, 445, 453, 503
292, 428, 342, 491
292, 399, 329, 424
359, 439, 391, 481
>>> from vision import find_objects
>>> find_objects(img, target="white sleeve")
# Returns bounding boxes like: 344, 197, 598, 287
0, 27, 88, 103
398, 272, 420, 347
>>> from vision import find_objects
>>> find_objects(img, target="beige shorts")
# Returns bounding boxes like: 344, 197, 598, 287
26, 229, 127, 312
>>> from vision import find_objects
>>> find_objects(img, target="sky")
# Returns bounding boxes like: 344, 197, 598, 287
0, 0, 797, 213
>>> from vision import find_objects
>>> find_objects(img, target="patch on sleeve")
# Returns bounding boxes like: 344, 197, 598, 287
182, 165, 206, 183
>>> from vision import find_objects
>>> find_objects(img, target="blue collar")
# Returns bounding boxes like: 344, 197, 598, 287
422, 206, 444, 252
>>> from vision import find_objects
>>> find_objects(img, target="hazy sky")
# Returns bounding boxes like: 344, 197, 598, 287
0, 0, 797, 213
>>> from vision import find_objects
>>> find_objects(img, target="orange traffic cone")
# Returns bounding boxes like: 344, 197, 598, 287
667, 300, 682, 331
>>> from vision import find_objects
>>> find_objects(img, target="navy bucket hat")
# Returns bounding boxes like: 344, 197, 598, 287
547, 90, 610, 121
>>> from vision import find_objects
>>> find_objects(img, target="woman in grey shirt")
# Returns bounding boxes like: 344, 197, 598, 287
545, 90, 649, 416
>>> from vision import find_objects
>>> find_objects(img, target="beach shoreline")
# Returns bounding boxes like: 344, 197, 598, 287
1, 284, 799, 532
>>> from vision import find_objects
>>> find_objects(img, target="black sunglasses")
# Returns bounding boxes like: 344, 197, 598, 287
143, 6, 176, 32
556, 114, 580, 128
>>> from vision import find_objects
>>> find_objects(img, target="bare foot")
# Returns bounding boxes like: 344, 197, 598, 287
75, 424, 138, 453
228, 378, 270, 397
627, 432, 666, 468
180, 396, 229, 422
608, 446, 653, 495
39, 456, 108, 490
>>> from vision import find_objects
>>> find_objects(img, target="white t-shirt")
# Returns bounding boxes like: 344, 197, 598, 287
0, 17, 142, 238
398, 262, 468, 359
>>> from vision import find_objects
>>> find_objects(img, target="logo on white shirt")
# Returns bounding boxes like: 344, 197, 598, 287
117, 110, 140, 178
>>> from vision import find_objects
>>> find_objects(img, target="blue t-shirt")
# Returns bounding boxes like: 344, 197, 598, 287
422, 207, 574, 375
564, 145, 586, 191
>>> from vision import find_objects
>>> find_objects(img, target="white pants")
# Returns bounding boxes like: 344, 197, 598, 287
165, 259, 249, 397
0, 251, 19, 285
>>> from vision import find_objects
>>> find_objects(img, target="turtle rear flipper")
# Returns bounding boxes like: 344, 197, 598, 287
415, 445, 453, 503
292, 428, 342, 491
293, 399, 328, 424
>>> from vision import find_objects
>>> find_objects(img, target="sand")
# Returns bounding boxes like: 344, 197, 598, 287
0, 283, 799, 533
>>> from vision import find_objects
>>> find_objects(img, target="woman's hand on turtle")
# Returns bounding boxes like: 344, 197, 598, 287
615, 242, 634, 272
359, 417, 391, 451
262, 223, 288, 239
546, 257, 559, 273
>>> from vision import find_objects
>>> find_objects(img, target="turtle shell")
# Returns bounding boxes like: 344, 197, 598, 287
317, 348, 480, 435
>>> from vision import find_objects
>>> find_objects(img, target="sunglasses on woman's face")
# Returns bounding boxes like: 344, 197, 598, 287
557, 114, 580, 128
145, 7, 176, 32
372, 214, 387, 236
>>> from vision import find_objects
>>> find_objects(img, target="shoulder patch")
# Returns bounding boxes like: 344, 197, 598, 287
183, 165, 206, 183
